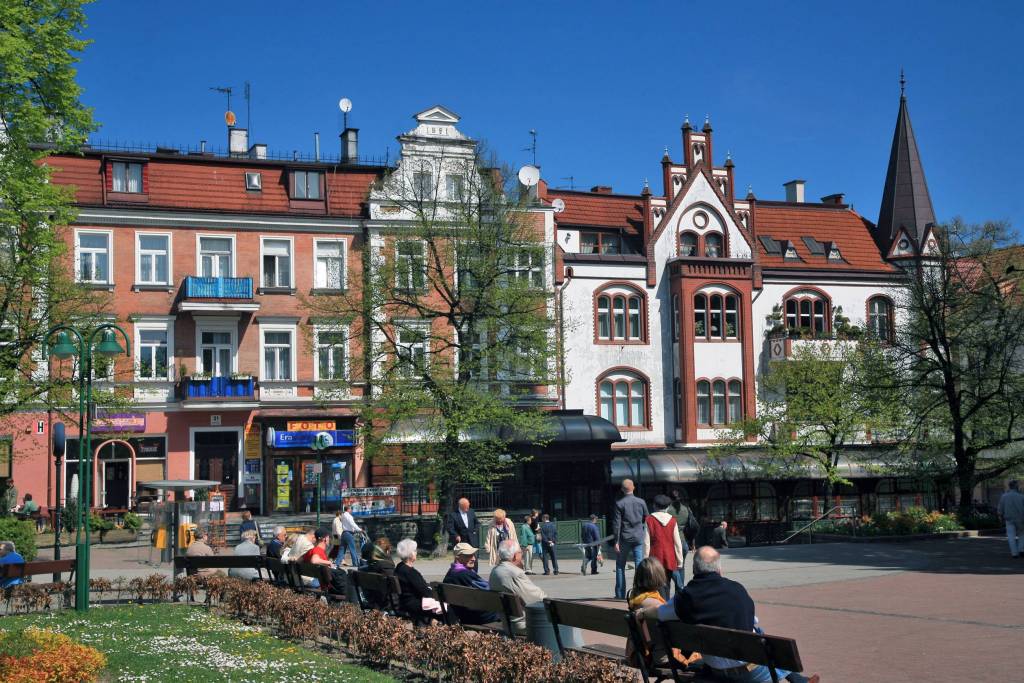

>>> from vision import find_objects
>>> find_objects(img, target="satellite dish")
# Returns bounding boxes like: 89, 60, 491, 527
225, 111, 236, 126
518, 165, 540, 188
552, 198, 566, 213
339, 97, 353, 113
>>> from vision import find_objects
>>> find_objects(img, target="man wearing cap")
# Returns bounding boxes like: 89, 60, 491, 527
442, 542, 499, 625
302, 527, 350, 596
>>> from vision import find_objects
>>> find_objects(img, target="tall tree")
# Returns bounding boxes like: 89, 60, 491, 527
888, 219, 1024, 516
0, 0, 111, 422
305, 149, 557, 521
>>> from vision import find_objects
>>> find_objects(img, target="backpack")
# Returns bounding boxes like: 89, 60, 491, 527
673, 502, 699, 545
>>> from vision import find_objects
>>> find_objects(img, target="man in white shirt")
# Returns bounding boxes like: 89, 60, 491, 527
997, 480, 1024, 558
334, 505, 363, 567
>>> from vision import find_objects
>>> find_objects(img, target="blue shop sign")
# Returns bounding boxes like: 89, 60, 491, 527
266, 428, 355, 449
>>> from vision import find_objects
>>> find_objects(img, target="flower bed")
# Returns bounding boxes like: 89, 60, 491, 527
810, 507, 965, 537
0, 627, 106, 683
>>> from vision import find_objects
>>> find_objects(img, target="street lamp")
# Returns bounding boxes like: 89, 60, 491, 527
46, 322, 130, 612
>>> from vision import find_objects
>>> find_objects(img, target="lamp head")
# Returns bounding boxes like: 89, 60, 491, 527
96, 330, 124, 358
50, 332, 77, 360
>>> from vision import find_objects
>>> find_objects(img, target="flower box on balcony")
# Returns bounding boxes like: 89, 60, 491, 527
182, 375, 255, 400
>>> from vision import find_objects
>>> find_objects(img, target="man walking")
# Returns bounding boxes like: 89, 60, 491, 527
997, 480, 1024, 558
445, 498, 480, 548
612, 478, 649, 599
581, 514, 601, 575
334, 505, 364, 567
669, 490, 697, 591
539, 513, 559, 575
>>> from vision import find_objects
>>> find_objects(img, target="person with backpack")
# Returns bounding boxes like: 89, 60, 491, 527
669, 490, 698, 594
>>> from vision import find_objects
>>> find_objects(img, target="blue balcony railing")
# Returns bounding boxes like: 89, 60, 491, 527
183, 276, 253, 299
181, 376, 255, 400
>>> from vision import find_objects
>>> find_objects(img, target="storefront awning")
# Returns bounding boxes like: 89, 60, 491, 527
610, 452, 889, 484
386, 410, 624, 445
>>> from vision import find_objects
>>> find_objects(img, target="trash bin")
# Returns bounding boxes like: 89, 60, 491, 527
524, 601, 583, 661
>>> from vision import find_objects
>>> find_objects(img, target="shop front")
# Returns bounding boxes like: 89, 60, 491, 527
259, 417, 357, 515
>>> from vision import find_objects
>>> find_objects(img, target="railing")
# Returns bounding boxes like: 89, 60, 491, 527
781, 506, 846, 544
180, 376, 255, 399
183, 276, 253, 299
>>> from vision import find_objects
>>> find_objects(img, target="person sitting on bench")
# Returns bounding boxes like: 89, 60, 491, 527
0, 540, 25, 589
637, 546, 819, 683
357, 537, 396, 610
185, 529, 222, 577
303, 527, 351, 596
442, 542, 499, 625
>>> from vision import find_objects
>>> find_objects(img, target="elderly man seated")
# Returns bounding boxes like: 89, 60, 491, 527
185, 529, 222, 577
638, 547, 819, 683
0, 540, 25, 589
442, 542, 499, 625
229, 529, 261, 581
488, 539, 546, 635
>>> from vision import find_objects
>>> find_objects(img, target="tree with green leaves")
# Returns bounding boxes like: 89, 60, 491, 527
885, 219, 1024, 516
0, 0, 116, 426
305, 147, 557, 526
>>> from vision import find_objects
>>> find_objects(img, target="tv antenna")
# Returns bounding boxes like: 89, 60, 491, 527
561, 176, 576, 190
244, 81, 252, 136
211, 86, 234, 127
523, 129, 537, 166
339, 97, 353, 129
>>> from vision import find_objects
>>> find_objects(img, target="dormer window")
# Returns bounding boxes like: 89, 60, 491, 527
827, 245, 842, 260
784, 244, 799, 259
112, 161, 144, 193
245, 172, 262, 191
292, 170, 322, 199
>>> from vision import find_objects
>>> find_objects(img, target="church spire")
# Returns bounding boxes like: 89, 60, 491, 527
877, 74, 936, 249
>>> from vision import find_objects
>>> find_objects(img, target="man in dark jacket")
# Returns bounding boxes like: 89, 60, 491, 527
580, 514, 602, 575
669, 490, 697, 593
712, 520, 730, 549
539, 514, 559, 575
637, 547, 818, 683
442, 542, 498, 625
444, 498, 480, 548
612, 479, 649, 598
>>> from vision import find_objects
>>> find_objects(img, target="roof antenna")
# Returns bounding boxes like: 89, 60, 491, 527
560, 176, 575, 190
523, 129, 537, 167
211, 86, 233, 117
899, 68, 906, 97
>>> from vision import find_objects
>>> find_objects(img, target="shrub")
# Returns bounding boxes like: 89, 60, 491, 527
861, 507, 964, 536
960, 511, 1000, 530
0, 517, 38, 560
122, 512, 142, 532
0, 627, 106, 682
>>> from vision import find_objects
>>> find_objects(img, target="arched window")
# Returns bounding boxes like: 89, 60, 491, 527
867, 296, 893, 341
697, 378, 744, 426
694, 290, 741, 340
705, 232, 723, 257
595, 286, 646, 343
784, 290, 830, 336
598, 370, 649, 429
680, 232, 698, 257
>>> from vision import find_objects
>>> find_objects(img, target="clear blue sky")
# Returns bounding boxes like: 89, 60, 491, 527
76, 1, 1023, 230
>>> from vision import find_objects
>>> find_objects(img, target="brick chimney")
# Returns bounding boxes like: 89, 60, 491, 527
590, 185, 613, 194
820, 193, 845, 205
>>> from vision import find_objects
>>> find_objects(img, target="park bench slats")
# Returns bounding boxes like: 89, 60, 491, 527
544, 598, 629, 662
656, 621, 803, 683
435, 582, 524, 637
350, 570, 402, 614
0, 559, 76, 582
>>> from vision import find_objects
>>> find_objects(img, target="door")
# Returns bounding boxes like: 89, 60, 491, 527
194, 431, 239, 510
200, 331, 233, 377
270, 456, 297, 513
103, 461, 130, 509
199, 236, 233, 277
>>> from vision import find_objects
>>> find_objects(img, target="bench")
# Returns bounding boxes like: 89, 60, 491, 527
656, 621, 804, 683
294, 562, 349, 604
0, 559, 76, 585
350, 570, 401, 614
435, 583, 524, 637
263, 556, 289, 587
544, 599, 630, 662
172, 555, 266, 601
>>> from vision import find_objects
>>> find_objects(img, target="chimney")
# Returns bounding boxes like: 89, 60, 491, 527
590, 185, 613, 194
341, 128, 359, 164
783, 179, 805, 203
820, 193, 845, 205
228, 127, 248, 157
248, 143, 267, 160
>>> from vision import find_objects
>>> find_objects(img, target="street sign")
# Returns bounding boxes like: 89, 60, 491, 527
266, 428, 354, 449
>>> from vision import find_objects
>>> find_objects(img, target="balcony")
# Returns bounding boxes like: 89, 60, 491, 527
180, 375, 256, 403
177, 276, 260, 313
767, 329, 858, 360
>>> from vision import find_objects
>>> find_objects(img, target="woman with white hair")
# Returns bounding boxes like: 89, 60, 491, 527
394, 538, 441, 626
484, 508, 520, 567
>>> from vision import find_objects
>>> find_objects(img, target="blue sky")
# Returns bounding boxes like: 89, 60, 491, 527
76, 1, 1023, 229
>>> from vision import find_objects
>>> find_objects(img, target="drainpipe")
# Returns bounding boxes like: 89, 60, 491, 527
557, 268, 573, 410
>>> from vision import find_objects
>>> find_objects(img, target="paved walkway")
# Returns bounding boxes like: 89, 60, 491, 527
39, 536, 1022, 682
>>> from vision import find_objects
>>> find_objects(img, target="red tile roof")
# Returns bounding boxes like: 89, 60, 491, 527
548, 189, 645, 237
754, 203, 897, 272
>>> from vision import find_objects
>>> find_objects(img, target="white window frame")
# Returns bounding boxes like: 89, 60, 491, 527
260, 236, 295, 289
194, 318, 238, 377
395, 319, 430, 377
134, 231, 173, 286
75, 229, 114, 285
313, 238, 347, 290
511, 248, 544, 289
133, 317, 175, 382
259, 324, 297, 382
313, 325, 348, 382
292, 170, 322, 200
195, 234, 237, 278
445, 174, 465, 201
395, 240, 426, 292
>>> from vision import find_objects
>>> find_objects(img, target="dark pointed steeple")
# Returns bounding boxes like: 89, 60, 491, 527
877, 72, 936, 248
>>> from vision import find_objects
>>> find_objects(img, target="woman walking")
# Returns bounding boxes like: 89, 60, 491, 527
518, 513, 537, 573
484, 508, 519, 567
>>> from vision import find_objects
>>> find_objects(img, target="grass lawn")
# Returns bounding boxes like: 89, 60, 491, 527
1, 603, 396, 682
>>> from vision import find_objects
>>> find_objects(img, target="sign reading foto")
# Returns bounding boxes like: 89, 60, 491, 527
287, 420, 335, 432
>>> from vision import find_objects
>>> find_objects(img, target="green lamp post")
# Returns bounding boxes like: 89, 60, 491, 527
47, 323, 130, 612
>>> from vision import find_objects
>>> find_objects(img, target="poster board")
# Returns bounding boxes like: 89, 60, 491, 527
341, 486, 399, 517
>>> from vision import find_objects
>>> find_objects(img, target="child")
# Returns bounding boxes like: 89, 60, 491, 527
627, 557, 700, 670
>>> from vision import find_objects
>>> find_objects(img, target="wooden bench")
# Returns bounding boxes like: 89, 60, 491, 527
172, 555, 266, 601
656, 621, 804, 683
0, 559, 76, 585
544, 599, 630, 662
294, 562, 348, 604
263, 556, 289, 587
435, 583, 524, 637
350, 570, 401, 614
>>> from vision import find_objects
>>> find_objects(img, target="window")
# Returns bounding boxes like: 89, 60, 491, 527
694, 291, 739, 340
672, 294, 680, 341
136, 233, 170, 285
597, 370, 648, 429
413, 171, 433, 198
77, 231, 111, 284
511, 249, 544, 288
580, 232, 623, 255
111, 161, 143, 193
261, 238, 292, 289
245, 172, 262, 191
138, 329, 168, 380
314, 240, 345, 290
705, 232, 723, 257
867, 296, 893, 341
396, 241, 426, 291
263, 330, 293, 380
673, 378, 682, 427
396, 322, 429, 376
200, 331, 233, 376
446, 174, 464, 200
784, 291, 829, 336
680, 232, 698, 257
316, 329, 347, 381
595, 286, 646, 342
697, 378, 744, 426
198, 236, 233, 277
292, 170, 322, 199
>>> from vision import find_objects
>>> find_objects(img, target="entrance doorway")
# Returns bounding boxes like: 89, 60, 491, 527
194, 430, 239, 510
96, 440, 134, 509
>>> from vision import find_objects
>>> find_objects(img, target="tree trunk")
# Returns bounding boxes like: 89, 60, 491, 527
956, 469, 975, 519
